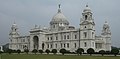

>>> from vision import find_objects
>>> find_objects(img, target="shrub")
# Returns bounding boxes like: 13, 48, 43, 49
32, 49, 38, 54
7, 49, 12, 54
16, 49, 21, 54
51, 49, 57, 55
60, 48, 66, 55
111, 48, 119, 56
87, 48, 95, 56
39, 50, 43, 54
45, 49, 50, 54
24, 49, 29, 54
76, 48, 84, 55
99, 50, 105, 56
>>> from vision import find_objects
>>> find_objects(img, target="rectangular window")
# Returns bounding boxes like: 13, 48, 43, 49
75, 35, 77, 39
47, 44, 49, 48
50, 37, 52, 40
47, 37, 49, 40
84, 42, 87, 47
74, 43, 76, 48
56, 36, 58, 40
64, 35, 66, 39
67, 43, 69, 48
64, 44, 66, 48
55, 44, 57, 48
61, 43, 62, 48
84, 32, 87, 38
51, 44, 53, 48
67, 35, 69, 39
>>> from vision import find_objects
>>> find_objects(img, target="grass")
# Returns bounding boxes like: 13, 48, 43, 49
1, 54, 120, 59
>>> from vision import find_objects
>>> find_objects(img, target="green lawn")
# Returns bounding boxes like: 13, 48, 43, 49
1, 54, 120, 59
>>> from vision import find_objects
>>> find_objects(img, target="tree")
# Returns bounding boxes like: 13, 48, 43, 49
7, 49, 12, 54
51, 49, 57, 55
32, 49, 38, 54
60, 48, 66, 55
45, 49, 50, 54
87, 48, 95, 56
76, 48, 84, 55
99, 50, 105, 56
111, 48, 119, 56
16, 49, 21, 54
0, 51, 3, 54
24, 49, 29, 54
39, 50, 43, 54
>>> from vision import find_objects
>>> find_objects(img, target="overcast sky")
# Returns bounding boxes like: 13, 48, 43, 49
0, 0, 120, 47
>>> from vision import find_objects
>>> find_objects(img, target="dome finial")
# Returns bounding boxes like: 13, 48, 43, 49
59, 4, 61, 9
58, 4, 61, 13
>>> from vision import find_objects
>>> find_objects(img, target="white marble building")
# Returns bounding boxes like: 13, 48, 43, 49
9, 5, 111, 52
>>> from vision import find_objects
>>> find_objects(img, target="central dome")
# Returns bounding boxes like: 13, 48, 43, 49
50, 5, 69, 25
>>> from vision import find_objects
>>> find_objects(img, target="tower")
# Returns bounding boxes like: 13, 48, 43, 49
101, 21, 111, 51
9, 22, 19, 49
80, 5, 95, 51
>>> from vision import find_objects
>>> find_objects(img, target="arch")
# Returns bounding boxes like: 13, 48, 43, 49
33, 36, 39, 49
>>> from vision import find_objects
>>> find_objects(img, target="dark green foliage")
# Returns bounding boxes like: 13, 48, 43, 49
45, 49, 50, 54
60, 48, 66, 55
16, 49, 21, 54
39, 50, 43, 54
99, 50, 105, 56
7, 49, 12, 54
32, 49, 38, 54
0, 51, 3, 54
51, 49, 57, 55
111, 48, 119, 56
24, 49, 29, 54
87, 48, 95, 56
76, 48, 84, 55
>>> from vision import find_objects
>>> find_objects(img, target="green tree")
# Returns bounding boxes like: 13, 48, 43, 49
24, 49, 29, 54
7, 49, 12, 54
60, 48, 66, 55
0, 51, 3, 54
51, 49, 57, 55
32, 49, 38, 54
39, 50, 43, 54
87, 48, 95, 56
45, 49, 50, 54
99, 50, 105, 56
16, 49, 21, 54
111, 48, 119, 56
76, 48, 84, 55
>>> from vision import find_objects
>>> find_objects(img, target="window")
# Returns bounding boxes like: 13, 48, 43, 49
50, 37, 53, 40
95, 43, 102, 49
85, 15, 87, 20
61, 43, 62, 48
92, 42, 94, 47
64, 44, 66, 48
74, 43, 76, 48
67, 43, 69, 48
92, 32, 94, 38
67, 35, 69, 39
84, 32, 87, 38
85, 26, 86, 28
84, 42, 87, 47
47, 44, 49, 48
56, 36, 58, 40
75, 35, 77, 39
51, 44, 53, 48
55, 44, 57, 48
64, 35, 66, 39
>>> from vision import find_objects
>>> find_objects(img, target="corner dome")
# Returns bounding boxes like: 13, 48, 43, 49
50, 4, 69, 25
83, 5, 91, 12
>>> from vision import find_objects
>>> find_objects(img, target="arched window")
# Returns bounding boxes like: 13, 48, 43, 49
85, 15, 87, 20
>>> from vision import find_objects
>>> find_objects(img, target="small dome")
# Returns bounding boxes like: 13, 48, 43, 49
50, 5, 69, 25
83, 5, 91, 12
